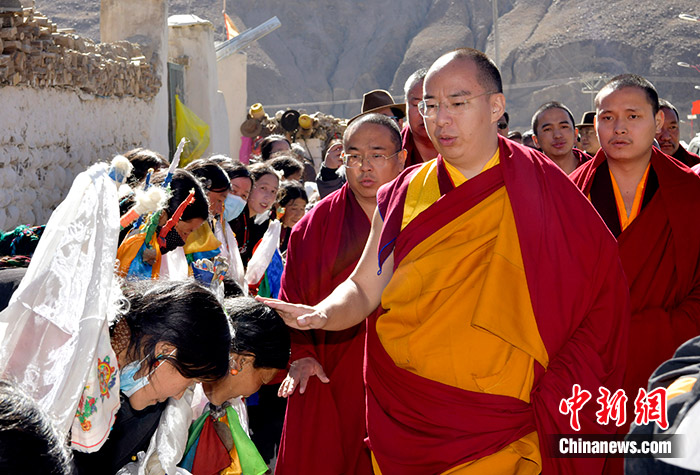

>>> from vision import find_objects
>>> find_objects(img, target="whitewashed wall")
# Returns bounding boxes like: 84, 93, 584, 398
0, 86, 155, 230
168, 15, 230, 158
217, 52, 247, 161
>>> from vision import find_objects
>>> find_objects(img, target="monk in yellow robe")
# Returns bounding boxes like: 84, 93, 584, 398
261, 48, 629, 474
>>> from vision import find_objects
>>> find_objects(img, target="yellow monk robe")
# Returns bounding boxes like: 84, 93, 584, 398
375, 152, 548, 474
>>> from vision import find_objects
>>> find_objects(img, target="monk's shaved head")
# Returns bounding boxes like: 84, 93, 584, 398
427, 48, 502, 94
595, 74, 660, 115
344, 113, 402, 151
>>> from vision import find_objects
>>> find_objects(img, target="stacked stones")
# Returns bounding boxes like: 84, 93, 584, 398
0, 5, 160, 99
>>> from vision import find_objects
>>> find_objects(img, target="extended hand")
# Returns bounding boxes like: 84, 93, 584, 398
255, 297, 329, 329
278, 357, 330, 398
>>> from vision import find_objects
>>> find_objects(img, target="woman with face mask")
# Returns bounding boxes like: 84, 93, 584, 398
208, 158, 253, 293
185, 160, 231, 218
116, 169, 209, 280
222, 163, 253, 220
180, 297, 290, 474
71, 279, 232, 475
0, 159, 229, 475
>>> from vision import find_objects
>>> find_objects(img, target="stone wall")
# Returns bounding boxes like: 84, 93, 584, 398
0, 6, 160, 98
0, 5, 164, 231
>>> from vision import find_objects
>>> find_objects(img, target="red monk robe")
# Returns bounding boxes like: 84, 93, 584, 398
672, 144, 700, 168
401, 124, 428, 168
369, 137, 629, 474
275, 183, 373, 475
570, 147, 700, 434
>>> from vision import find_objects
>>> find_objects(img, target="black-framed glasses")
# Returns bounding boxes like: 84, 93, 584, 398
497, 122, 508, 130
341, 150, 402, 168
417, 91, 498, 119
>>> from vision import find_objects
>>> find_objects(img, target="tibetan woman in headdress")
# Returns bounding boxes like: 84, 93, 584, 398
117, 168, 209, 280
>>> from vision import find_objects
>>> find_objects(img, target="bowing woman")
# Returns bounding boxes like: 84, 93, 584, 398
72, 279, 232, 474
180, 297, 290, 474
0, 158, 229, 475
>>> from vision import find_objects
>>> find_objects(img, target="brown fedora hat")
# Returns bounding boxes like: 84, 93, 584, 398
240, 118, 263, 138
348, 89, 406, 124
576, 111, 596, 128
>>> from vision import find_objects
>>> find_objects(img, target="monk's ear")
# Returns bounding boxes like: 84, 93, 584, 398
532, 134, 540, 149
654, 109, 664, 135
489, 93, 506, 124
158, 212, 168, 227
397, 149, 407, 170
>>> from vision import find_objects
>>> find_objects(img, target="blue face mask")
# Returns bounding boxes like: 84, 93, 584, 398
223, 194, 247, 221
120, 356, 151, 397
120, 349, 175, 397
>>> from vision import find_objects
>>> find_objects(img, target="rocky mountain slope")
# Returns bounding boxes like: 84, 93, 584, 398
36, 0, 700, 134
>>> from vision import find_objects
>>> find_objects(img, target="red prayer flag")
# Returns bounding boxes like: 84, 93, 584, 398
691, 100, 700, 116
224, 12, 239, 40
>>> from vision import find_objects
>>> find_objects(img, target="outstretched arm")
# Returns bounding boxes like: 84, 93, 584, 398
259, 209, 393, 331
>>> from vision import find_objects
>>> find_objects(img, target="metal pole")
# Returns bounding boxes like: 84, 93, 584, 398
216, 16, 282, 61
492, 0, 500, 68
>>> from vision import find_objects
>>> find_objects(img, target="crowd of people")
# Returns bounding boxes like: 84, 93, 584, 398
1, 45, 700, 475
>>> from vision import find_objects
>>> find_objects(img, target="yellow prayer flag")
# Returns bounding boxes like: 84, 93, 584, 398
174, 94, 210, 167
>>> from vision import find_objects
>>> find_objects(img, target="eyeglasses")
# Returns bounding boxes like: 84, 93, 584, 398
341, 150, 402, 168
418, 91, 498, 119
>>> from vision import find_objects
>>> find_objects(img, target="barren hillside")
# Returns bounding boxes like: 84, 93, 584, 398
36, 0, 700, 134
